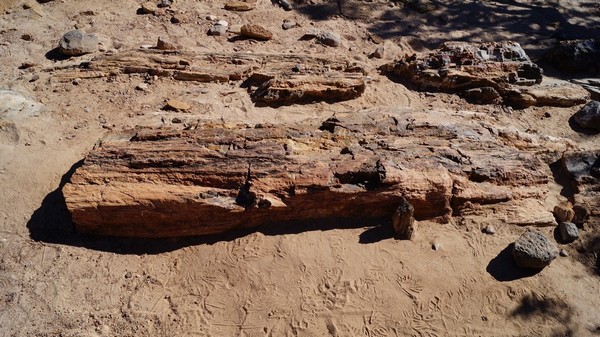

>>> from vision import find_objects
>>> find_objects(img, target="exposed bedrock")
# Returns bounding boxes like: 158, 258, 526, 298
63, 110, 568, 238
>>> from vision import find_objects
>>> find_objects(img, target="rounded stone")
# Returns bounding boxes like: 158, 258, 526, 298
512, 230, 558, 269
58, 29, 98, 56
558, 221, 579, 243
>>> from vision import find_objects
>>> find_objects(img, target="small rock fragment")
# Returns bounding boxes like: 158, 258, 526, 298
558, 222, 579, 243
224, 1, 255, 11
559, 249, 569, 257
156, 37, 176, 50
432, 241, 441, 251
553, 203, 575, 223
172, 117, 183, 124
58, 29, 98, 56
21, 34, 32, 41
317, 31, 340, 47
208, 21, 228, 36
276, 0, 293, 10
164, 99, 191, 111
371, 45, 385, 59
157, 0, 172, 8
240, 24, 273, 41
125, 271, 132, 278
282, 19, 298, 30
482, 225, 496, 235
392, 197, 415, 240
573, 100, 600, 131
369, 34, 383, 44
139, 1, 159, 14
171, 15, 184, 23
136, 83, 149, 91
512, 230, 558, 269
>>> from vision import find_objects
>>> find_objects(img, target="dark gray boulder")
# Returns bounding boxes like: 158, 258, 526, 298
512, 230, 558, 269
558, 222, 579, 243
573, 101, 600, 131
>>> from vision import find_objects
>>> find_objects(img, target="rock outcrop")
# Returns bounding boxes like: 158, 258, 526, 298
573, 100, 600, 131
63, 110, 562, 238
381, 41, 588, 108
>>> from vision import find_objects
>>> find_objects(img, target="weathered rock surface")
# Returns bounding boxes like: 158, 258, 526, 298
543, 39, 600, 74
240, 24, 273, 41
381, 41, 588, 108
562, 151, 600, 223
512, 230, 558, 269
224, 1, 255, 11
553, 203, 574, 223
63, 110, 561, 237
47, 50, 366, 105
558, 222, 579, 243
573, 100, 600, 131
251, 74, 366, 105
58, 29, 98, 56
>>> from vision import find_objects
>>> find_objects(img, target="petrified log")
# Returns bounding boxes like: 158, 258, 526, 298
251, 74, 366, 105
380, 41, 589, 108
46, 50, 366, 105
392, 197, 415, 240
63, 110, 557, 238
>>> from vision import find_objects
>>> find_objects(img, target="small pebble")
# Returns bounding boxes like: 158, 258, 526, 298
559, 249, 568, 257
432, 242, 441, 251
482, 225, 496, 235
136, 83, 149, 91
125, 271, 132, 279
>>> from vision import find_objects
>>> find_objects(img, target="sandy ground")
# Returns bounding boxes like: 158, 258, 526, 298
1, 0, 599, 336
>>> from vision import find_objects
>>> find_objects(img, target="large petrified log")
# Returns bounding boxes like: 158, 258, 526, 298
46, 50, 367, 105
63, 110, 561, 238
380, 41, 588, 108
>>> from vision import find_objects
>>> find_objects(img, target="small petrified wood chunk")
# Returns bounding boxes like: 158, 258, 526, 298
392, 197, 415, 240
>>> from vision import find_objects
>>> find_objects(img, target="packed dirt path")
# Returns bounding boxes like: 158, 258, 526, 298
1, 1, 599, 336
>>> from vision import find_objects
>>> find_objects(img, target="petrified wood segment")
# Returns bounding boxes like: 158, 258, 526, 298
381, 41, 588, 108
47, 50, 366, 105
392, 197, 415, 240
64, 110, 556, 238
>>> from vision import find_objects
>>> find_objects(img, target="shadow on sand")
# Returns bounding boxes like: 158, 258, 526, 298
486, 243, 543, 281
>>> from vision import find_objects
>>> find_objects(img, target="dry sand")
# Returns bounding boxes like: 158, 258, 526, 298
1, 0, 599, 336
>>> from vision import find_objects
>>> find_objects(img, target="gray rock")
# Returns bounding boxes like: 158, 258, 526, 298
573, 100, 600, 131
559, 249, 569, 257
512, 230, 558, 269
276, 0, 293, 10
317, 31, 341, 47
282, 19, 298, 30
558, 221, 579, 243
208, 23, 228, 36
482, 225, 496, 235
158, 0, 172, 8
58, 29, 98, 56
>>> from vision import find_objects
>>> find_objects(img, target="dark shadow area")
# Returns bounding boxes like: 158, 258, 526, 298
511, 292, 575, 336
45, 47, 71, 61
575, 233, 600, 276
27, 162, 385, 254
568, 115, 600, 136
359, 224, 395, 244
549, 159, 575, 200
486, 243, 543, 281
292, 0, 599, 54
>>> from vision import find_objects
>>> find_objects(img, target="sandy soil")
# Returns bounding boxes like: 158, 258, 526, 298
1, 0, 599, 336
